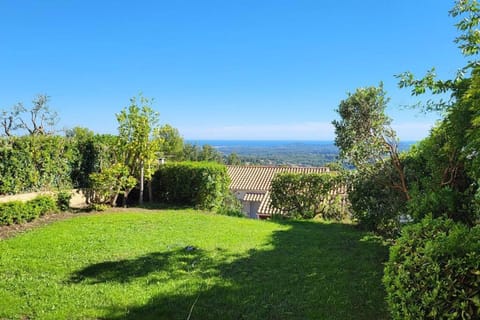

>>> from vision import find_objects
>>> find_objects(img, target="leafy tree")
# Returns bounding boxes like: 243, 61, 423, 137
182, 143, 200, 161
394, 0, 480, 225
332, 84, 409, 201
181, 143, 224, 163
89, 163, 137, 206
158, 124, 184, 161
116, 95, 161, 205
226, 152, 242, 165
199, 144, 223, 163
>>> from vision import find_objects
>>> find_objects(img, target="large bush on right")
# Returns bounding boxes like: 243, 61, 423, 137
383, 216, 480, 319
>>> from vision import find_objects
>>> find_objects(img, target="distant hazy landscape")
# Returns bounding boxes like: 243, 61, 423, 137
188, 140, 417, 166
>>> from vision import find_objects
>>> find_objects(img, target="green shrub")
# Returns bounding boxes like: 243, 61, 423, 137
152, 161, 229, 210
348, 162, 406, 238
270, 172, 345, 220
27, 195, 58, 217
383, 216, 480, 319
89, 163, 137, 206
57, 191, 72, 211
0, 136, 74, 195
0, 201, 26, 225
90, 203, 108, 212
217, 191, 245, 218
318, 194, 349, 221
0, 195, 58, 226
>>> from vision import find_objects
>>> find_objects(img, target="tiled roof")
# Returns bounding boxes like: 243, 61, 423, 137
243, 192, 266, 202
227, 165, 330, 191
258, 191, 282, 215
226, 165, 349, 218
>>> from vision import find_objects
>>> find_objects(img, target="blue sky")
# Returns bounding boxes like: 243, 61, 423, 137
0, 1, 465, 140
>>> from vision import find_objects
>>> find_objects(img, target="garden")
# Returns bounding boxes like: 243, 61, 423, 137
0, 210, 389, 319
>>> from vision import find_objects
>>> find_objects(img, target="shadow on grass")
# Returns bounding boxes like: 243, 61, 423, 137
70, 249, 206, 284
71, 221, 390, 320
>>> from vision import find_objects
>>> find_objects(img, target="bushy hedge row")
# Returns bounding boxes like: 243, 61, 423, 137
0, 133, 119, 196
270, 172, 346, 220
383, 216, 480, 319
151, 162, 230, 210
0, 136, 75, 194
0, 195, 58, 226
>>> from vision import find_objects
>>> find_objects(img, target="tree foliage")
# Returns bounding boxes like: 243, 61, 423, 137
0, 135, 75, 194
384, 216, 480, 319
333, 84, 409, 201
181, 143, 224, 163
116, 95, 162, 204
347, 161, 406, 238
158, 124, 184, 161
270, 172, 345, 220
89, 163, 137, 206
393, 0, 480, 226
333, 84, 393, 167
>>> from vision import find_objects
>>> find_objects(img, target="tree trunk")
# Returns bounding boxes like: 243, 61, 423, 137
139, 161, 144, 206
383, 138, 410, 201
148, 179, 153, 203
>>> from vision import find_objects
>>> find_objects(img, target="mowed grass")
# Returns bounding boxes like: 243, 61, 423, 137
0, 210, 389, 319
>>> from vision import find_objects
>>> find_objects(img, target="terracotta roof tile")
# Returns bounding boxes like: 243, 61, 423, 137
227, 165, 330, 191
226, 165, 348, 218
243, 192, 266, 202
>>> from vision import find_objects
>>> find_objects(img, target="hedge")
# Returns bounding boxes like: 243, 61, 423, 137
270, 172, 345, 220
0, 195, 58, 226
151, 161, 229, 210
383, 216, 480, 319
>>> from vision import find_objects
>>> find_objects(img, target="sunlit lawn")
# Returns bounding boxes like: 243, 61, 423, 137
0, 210, 389, 319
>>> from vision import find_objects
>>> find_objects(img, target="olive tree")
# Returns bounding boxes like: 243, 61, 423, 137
1, 94, 58, 136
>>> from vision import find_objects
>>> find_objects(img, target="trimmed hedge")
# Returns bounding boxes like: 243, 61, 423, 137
383, 216, 480, 319
0, 195, 58, 226
151, 162, 229, 210
270, 172, 345, 220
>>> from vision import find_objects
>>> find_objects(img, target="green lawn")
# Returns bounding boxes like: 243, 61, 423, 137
0, 210, 389, 319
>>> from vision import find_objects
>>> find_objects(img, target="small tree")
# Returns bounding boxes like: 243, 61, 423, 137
226, 152, 242, 165
332, 84, 409, 201
89, 163, 137, 206
116, 95, 161, 205
158, 124, 184, 161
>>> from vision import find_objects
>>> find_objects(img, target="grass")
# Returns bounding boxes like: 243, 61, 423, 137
0, 209, 390, 319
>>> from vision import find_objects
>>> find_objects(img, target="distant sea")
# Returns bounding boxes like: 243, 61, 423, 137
186, 140, 417, 151
184, 140, 417, 166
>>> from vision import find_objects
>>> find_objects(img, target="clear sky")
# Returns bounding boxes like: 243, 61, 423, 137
0, 1, 466, 141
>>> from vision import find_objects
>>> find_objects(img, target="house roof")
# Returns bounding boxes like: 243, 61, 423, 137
242, 192, 266, 202
226, 165, 330, 191
227, 165, 335, 217
258, 191, 282, 216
